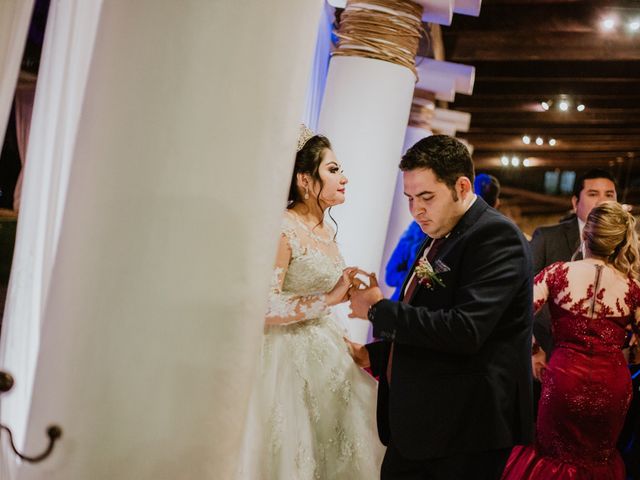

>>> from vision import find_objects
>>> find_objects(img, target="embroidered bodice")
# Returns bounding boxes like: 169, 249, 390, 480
534, 261, 640, 353
265, 211, 345, 325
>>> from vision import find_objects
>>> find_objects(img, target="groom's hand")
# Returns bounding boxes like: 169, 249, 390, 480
348, 273, 384, 320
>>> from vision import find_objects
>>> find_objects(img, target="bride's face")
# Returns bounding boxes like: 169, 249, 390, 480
309, 149, 348, 207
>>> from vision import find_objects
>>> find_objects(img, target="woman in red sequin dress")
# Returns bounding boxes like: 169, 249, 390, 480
502, 202, 640, 480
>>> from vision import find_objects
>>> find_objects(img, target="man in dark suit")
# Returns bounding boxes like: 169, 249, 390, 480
345, 135, 533, 480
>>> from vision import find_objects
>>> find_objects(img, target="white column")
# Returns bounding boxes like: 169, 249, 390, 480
419, 58, 475, 94
416, 57, 476, 100
454, 0, 482, 16
0, 0, 34, 146
13, 1, 323, 479
431, 107, 472, 136
319, 56, 415, 276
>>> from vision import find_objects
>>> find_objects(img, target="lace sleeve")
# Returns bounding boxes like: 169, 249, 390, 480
629, 279, 640, 331
533, 263, 553, 314
264, 231, 330, 326
533, 261, 568, 314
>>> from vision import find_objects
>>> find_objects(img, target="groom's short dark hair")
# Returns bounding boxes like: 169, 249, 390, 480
400, 135, 475, 190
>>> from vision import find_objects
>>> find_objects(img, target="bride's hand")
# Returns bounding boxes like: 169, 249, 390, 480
343, 337, 371, 368
326, 267, 367, 306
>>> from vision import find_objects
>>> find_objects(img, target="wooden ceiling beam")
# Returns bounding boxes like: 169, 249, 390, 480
469, 115, 640, 126
443, 4, 640, 31
465, 126, 640, 134
470, 80, 640, 95
444, 32, 640, 62
473, 156, 639, 170
461, 135, 640, 151
469, 60, 640, 78
456, 103, 640, 112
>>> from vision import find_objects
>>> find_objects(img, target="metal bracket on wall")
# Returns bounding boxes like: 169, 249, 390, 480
0, 370, 62, 463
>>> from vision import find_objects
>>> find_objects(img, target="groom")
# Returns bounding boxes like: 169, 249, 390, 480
347, 135, 533, 479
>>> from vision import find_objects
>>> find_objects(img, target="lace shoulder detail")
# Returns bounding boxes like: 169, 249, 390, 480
281, 213, 303, 257
541, 262, 569, 299
540, 261, 637, 319
533, 262, 566, 313
626, 278, 640, 311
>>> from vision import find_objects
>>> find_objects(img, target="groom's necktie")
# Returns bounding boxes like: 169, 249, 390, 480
386, 237, 445, 383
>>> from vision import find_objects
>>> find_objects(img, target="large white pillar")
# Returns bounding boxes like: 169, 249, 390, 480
11, 2, 323, 479
319, 56, 416, 275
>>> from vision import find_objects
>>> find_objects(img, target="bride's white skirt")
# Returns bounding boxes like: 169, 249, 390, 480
236, 315, 385, 479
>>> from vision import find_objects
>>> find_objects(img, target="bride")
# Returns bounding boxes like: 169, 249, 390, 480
236, 126, 384, 479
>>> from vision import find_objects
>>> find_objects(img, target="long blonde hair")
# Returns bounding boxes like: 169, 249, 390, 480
583, 201, 640, 278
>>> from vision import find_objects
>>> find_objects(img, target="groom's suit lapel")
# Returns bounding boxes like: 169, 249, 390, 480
405, 197, 490, 304
398, 236, 432, 303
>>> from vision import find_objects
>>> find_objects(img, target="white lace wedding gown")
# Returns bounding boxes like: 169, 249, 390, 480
236, 212, 384, 479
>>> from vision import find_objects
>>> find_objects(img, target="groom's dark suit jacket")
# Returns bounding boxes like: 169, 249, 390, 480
366, 197, 534, 460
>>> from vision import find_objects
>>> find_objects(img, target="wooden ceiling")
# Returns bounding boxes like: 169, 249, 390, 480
437, 0, 640, 207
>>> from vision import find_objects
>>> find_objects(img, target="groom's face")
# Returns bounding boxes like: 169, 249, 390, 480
404, 168, 466, 239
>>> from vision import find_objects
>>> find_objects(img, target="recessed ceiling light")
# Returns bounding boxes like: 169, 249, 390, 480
630, 20, 640, 32
559, 101, 569, 112
602, 17, 617, 31
549, 138, 557, 146
522, 135, 531, 144
541, 101, 550, 111
577, 104, 585, 112
523, 159, 531, 167
511, 156, 520, 167
501, 156, 509, 166
535, 137, 544, 146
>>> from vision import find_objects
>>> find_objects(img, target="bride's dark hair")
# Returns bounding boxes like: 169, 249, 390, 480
287, 134, 338, 236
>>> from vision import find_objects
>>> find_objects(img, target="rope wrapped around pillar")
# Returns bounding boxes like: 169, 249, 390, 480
333, 0, 425, 78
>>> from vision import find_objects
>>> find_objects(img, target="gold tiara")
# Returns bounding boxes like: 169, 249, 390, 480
297, 124, 315, 152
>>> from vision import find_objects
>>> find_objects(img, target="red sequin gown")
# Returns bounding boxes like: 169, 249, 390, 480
502, 260, 640, 480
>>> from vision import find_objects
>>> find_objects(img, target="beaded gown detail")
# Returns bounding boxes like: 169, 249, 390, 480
236, 212, 384, 479
502, 261, 640, 480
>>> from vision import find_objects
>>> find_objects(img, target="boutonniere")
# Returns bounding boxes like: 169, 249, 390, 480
415, 258, 446, 290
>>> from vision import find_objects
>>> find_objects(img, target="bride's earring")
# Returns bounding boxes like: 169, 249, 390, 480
304, 186, 309, 200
